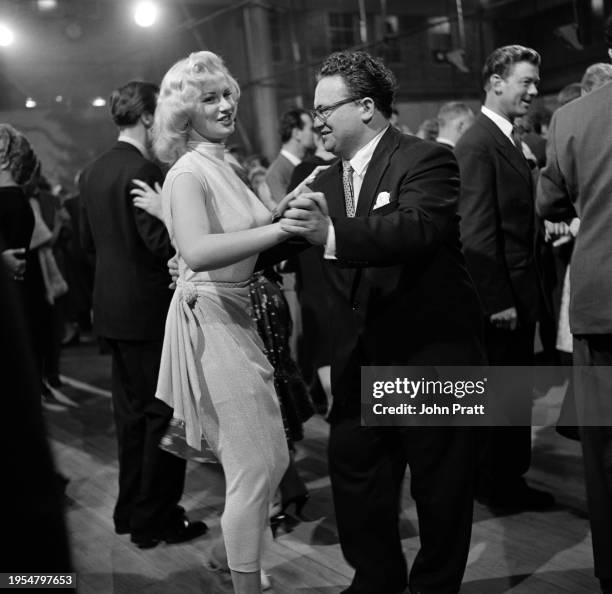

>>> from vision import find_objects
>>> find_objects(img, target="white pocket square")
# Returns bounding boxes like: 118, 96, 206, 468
373, 191, 391, 210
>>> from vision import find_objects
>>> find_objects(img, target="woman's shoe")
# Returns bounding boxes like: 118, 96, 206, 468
260, 570, 271, 591
282, 493, 310, 519
205, 539, 229, 573
269, 512, 287, 538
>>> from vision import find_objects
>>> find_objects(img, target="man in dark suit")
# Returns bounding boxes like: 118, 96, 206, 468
280, 50, 485, 594
536, 19, 612, 593
79, 81, 206, 549
454, 45, 554, 511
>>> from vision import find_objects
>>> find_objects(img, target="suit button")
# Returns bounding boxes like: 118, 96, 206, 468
352, 302, 360, 311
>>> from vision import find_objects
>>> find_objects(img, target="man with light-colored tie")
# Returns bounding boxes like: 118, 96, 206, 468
278, 50, 485, 594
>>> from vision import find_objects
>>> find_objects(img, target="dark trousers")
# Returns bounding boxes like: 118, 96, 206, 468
573, 335, 612, 582
328, 414, 476, 594
479, 322, 535, 493
107, 338, 187, 536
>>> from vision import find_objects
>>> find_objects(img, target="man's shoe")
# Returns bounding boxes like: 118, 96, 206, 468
131, 519, 208, 549
485, 484, 555, 511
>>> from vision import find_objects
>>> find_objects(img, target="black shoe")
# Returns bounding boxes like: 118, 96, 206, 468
486, 484, 555, 511
46, 375, 64, 389
131, 519, 208, 549
282, 493, 310, 519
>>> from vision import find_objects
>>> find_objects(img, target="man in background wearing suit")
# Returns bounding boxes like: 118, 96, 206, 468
280, 50, 485, 594
537, 18, 612, 593
80, 81, 206, 549
435, 101, 474, 150
454, 45, 554, 512
265, 108, 315, 204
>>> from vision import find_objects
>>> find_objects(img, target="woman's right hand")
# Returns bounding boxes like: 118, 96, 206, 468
131, 179, 163, 220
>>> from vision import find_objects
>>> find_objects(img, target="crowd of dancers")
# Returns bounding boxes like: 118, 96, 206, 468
2, 17, 612, 594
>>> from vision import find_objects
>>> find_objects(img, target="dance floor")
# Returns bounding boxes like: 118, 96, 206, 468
45, 341, 599, 593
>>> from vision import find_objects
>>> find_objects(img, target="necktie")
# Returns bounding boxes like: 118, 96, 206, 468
511, 126, 523, 154
342, 161, 355, 218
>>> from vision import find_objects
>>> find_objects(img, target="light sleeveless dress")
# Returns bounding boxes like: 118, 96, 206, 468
155, 139, 289, 572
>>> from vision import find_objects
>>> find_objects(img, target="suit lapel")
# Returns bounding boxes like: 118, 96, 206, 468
478, 114, 532, 188
355, 127, 399, 217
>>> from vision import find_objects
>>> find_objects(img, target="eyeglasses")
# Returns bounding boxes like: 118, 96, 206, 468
309, 96, 361, 124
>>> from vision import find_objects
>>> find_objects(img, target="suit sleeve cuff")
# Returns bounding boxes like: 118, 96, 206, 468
324, 219, 337, 260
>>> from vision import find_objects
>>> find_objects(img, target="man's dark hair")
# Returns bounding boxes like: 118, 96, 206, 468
318, 51, 397, 118
482, 45, 541, 91
279, 109, 310, 144
109, 80, 159, 128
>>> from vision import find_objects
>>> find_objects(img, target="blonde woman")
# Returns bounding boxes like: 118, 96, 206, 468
153, 52, 290, 593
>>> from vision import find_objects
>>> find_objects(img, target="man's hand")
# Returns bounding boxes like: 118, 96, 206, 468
543, 219, 570, 241
167, 254, 179, 289
490, 306, 518, 331
2, 248, 26, 280
280, 192, 330, 245
273, 184, 312, 220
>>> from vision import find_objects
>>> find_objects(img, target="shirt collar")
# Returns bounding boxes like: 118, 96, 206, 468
117, 134, 148, 158
280, 149, 301, 167
481, 106, 513, 140
349, 125, 390, 176
436, 136, 455, 147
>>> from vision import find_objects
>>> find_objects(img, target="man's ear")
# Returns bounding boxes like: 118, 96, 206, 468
608, 48, 612, 62
490, 74, 504, 95
359, 97, 376, 122
141, 113, 154, 129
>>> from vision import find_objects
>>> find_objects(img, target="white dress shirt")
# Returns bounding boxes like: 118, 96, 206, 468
480, 106, 537, 164
280, 149, 301, 167
324, 126, 390, 258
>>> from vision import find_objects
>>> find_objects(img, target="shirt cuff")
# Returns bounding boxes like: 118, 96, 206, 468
324, 219, 337, 260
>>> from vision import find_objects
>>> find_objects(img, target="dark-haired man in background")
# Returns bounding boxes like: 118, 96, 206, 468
265, 108, 315, 204
279, 50, 484, 594
79, 81, 206, 549
455, 45, 554, 511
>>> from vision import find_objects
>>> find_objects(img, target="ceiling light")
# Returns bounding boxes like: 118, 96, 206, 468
0, 23, 15, 47
37, 0, 58, 11
133, 2, 159, 28
92, 97, 106, 107
25, 98, 37, 108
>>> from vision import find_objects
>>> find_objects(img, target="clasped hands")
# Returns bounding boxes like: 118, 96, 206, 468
273, 185, 330, 246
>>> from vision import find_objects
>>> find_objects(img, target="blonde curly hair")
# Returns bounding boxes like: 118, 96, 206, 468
153, 51, 240, 165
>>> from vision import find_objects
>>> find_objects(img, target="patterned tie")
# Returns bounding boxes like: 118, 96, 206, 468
342, 160, 355, 218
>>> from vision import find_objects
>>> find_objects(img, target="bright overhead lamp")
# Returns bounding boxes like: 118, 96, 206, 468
25, 98, 37, 108
133, 2, 159, 28
37, 0, 58, 11
92, 97, 107, 107
0, 23, 15, 47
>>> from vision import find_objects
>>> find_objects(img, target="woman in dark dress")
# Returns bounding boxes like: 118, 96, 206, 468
0, 124, 36, 286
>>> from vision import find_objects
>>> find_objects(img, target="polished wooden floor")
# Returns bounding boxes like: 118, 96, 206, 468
46, 341, 600, 593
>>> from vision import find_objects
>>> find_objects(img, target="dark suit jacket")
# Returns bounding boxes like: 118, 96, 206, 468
537, 83, 612, 334
455, 113, 540, 323
310, 127, 484, 407
79, 141, 173, 340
